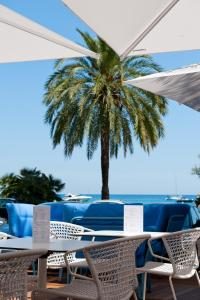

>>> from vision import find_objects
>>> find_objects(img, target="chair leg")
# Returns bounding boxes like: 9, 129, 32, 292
132, 290, 138, 300
169, 276, 177, 300
146, 274, 152, 292
58, 268, 63, 281
32, 261, 37, 275
67, 267, 78, 284
195, 270, 200, 286
142, 272, 147, 300
71, 267, 78, 282
66, 271, 70, 284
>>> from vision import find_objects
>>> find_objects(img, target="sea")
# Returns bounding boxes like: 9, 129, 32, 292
60, 194, 196, 204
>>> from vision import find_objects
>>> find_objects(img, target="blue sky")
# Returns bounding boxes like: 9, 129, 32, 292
1, 0, 200, 195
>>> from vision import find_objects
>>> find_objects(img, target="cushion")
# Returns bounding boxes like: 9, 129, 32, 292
63, 203, 91, 223
5, 202, 199, 238
6, 203, 34, 237
43, 202, 66, 221
68, 202, 124, 230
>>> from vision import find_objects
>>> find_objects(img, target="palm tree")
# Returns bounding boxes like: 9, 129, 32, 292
44, 31, 167, 199
0, 168, 65, 204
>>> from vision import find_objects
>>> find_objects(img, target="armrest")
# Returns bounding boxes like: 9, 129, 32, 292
148, 236, 170, 262
64, 250, 92, 281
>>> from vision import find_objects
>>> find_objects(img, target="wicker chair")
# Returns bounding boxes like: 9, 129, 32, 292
0, 231, 39, 291
137, 228, 200, 300
47, 221, 93, 280
32, 234, 150, 300
0, 249, 47, 300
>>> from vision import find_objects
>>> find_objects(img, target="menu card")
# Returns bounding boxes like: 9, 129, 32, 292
123, 205, 143, 233
32, 206, 50, 243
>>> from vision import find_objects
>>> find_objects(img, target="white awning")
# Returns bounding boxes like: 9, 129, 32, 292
125, 64, 200, 112
0, 5, 97, 63
62, 0, 178, 58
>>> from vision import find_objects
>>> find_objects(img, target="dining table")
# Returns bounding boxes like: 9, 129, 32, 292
0, 237, 100, 288
71, 230, 168, 239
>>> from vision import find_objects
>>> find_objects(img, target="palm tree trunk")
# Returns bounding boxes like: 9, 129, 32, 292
101, 130, 110, 200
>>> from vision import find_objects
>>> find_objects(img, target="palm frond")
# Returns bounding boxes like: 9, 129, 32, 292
44, 31, 167, 160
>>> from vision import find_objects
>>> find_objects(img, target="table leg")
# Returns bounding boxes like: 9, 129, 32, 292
38, 257, 47, 288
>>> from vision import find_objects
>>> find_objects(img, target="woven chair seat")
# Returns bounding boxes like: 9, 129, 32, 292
138, 261, 174, 275
33, 279, 98, 300
46, 258, 87, 269
139, 261, 197, 278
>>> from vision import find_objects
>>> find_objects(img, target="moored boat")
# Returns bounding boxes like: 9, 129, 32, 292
165, 195, 194, 202
61, 193, 92, 203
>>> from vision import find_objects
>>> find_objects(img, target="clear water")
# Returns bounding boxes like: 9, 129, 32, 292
59, 194, 196, 204
89, 194, 195, 204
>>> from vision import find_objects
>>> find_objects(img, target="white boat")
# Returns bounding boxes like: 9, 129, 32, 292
165, 195, 193, 202
93, 199, 124, 204
166, 195, 183, 201
61, 193, 92, 203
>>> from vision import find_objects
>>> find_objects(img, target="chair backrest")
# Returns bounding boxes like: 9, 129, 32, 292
50, 221, 85, 240
48, 221, 90, 266
0, 249, 46, 300
83, 235, 150, 300
162, 228, 200, 277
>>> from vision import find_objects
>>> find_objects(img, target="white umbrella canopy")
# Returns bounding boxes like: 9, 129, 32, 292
62, 0, 178, 58
125, 64, 200, 112
131, 0, 200, 56
0, 4, 97, 63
